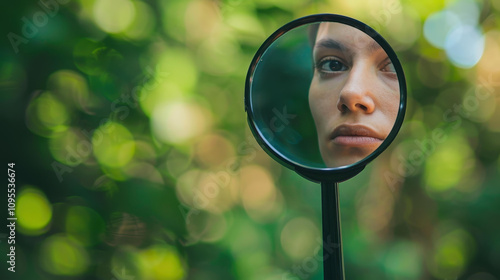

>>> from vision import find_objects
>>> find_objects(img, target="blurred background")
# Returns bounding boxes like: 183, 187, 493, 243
1, 0, 500, 279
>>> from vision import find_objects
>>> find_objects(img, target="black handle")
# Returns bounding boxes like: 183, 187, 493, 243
321, 181, 344, 279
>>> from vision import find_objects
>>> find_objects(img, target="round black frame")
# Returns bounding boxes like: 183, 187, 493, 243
244, 13, 407, 183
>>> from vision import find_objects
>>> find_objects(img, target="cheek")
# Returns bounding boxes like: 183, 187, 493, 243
309, 82, 332, 126
309, 79, 321, 119
376, 79, 400, 118
309, 79, 345, 128
377, 91, 400, 126
388, 85, 400, 118
310, 78, 342, 105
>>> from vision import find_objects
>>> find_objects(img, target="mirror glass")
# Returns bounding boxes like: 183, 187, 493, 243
247, 17, 405, 171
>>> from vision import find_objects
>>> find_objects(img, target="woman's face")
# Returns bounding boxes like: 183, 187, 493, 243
309, 22, 399, 167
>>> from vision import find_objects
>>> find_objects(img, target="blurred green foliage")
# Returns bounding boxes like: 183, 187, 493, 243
1, 0, 500, 279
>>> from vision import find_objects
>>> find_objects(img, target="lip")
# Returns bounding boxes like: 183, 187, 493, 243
330, 124, 384, 146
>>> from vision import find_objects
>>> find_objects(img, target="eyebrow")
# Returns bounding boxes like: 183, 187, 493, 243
314, 38, 349, 54
314, 38, 383, 55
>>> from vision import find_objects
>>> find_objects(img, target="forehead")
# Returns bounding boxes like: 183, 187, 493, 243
314, 22, 380, 52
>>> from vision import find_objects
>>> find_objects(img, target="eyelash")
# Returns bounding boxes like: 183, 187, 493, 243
380, 60, 396, 73
380, 60, 397, 80
315, 57, 348, 75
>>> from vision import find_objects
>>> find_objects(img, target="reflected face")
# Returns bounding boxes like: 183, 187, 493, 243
309, 23, 399, 167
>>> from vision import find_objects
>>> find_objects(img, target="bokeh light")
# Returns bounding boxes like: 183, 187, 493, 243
36, 92, 70, 129
477, 30, 500, 78
26, 91, 70, 137
184, 0, 221, 44
151, 100, 212, 144
65, 205, 105, 246
47, 70, 92, 113
92, 121, 135, 168
424, 132, 474, 193
280, 217, 320, 261
193, 133, 236, 168
136, 244, 185, 280
423, 0, 485, 68
49, 127, 92, 166
240, 165, 284, 223
196, 33, 244, 75
39, 234, 89, 276
16, 187, 52, 235
385, 7, 421, 50
93, 0, 136, 34
123, 1, 156, 41
185, 210, 228, 243
124, 161, 164, 184
383, 240, 423, 278
156, 48, 198, 92
175, 168, 239, 213
428, 227, 475, 279
165, 147, 194, 178
444, 25, 484, 68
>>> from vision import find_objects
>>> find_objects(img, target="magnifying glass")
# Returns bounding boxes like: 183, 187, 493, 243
245, 14, 406, 279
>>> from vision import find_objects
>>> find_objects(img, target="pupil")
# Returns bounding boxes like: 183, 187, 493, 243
329, 61, 342, 71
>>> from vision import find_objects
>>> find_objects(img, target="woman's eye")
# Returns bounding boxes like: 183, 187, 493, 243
317, 58, 347, 73
381, 61, 396, 73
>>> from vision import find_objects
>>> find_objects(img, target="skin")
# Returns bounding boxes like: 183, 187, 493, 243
308, 22, 399, 167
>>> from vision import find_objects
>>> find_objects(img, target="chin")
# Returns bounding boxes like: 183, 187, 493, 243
321, 147, 376, 168
323, 156, 362, 168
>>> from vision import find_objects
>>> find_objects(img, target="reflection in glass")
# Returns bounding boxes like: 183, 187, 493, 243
250, 22, 400, 168
309, 22, 399, 167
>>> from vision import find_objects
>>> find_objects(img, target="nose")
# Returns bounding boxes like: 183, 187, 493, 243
336, 65, 376, 114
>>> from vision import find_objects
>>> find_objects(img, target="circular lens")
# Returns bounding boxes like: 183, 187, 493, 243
245, 14, 406, 182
